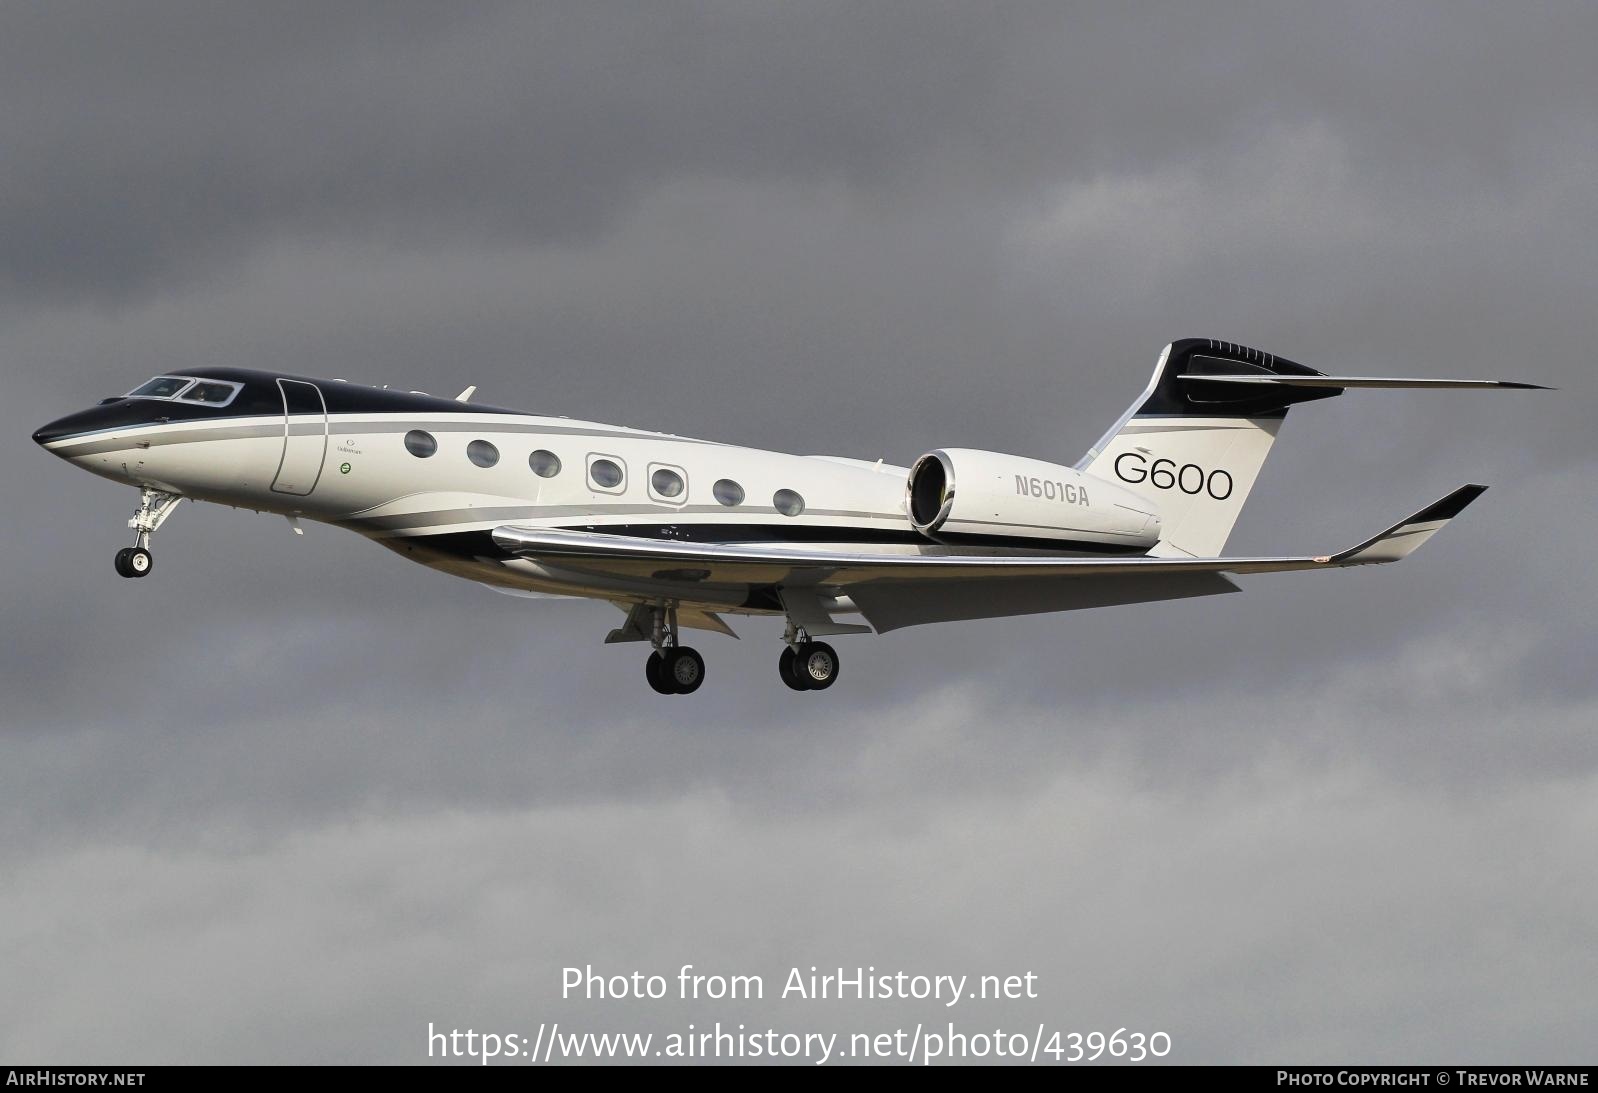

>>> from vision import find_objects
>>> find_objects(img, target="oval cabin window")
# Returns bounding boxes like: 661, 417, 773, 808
529, 449, 561, 478
650, 467, 685, 499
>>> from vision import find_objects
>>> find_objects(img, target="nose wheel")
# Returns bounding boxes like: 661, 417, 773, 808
114, 546, 154, 579
115, 488, 182, 580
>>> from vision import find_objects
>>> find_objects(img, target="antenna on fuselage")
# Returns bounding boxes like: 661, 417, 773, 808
456, 385, 477, 403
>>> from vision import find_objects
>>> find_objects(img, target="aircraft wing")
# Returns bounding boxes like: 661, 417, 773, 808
492, 484, 1486, 585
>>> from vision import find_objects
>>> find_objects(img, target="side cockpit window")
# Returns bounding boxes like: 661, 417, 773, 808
180, 381, 241, 405
126, 376, 243, 408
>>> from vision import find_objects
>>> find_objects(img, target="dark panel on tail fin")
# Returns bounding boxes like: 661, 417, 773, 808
1139, 339, 1341, 418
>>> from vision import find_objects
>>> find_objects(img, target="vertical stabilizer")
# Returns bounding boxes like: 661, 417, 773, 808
1077, 339, 1338, 557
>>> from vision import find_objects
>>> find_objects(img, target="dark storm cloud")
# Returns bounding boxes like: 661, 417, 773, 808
5, 3, 1595, 302
3, 2, 1595, 1065
0, 1, 1030, 300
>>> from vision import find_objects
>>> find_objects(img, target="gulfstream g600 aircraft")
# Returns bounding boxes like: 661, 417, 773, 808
34, 339, 1540, 695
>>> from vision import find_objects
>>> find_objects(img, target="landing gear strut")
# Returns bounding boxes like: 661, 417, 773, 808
115, 488, 182, 579
778, 621, 839, 691
643, 603, 704, 695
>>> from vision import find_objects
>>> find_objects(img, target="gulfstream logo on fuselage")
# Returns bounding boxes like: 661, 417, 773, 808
1015, 475, 1089, 506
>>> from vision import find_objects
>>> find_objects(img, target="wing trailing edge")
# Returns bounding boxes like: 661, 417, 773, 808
490, 484, 1487, 585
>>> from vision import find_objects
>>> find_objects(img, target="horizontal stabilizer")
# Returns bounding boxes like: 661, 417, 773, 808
1178, 374, 1550, 390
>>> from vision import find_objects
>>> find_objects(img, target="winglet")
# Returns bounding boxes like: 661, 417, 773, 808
1330, 484, 1488, 566
455, 385, 477, 403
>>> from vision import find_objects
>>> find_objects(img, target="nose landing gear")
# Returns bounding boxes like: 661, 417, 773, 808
115, 488, 182, 579
114, 546, 154, 578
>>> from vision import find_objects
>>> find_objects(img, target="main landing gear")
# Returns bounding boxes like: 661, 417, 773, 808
114, 488, 182, 579
628, 606, 843, 696
778, 621, 839, 691
642, 604, 705, 696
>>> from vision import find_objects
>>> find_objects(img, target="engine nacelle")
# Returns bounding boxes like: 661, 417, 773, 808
906, 448, 1162, 551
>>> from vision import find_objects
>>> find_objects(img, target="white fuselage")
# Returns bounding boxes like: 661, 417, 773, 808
37, 371, 1159, 616
34, 340, 1526, 694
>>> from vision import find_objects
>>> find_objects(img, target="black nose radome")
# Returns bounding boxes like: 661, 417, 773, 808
33, 418, 72, 446
33, 403, 139, 447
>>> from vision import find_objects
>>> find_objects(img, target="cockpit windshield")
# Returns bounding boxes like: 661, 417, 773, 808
126, 375, 243, 408
129, 376, 193, 399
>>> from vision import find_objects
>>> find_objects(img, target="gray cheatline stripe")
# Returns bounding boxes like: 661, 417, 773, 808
345, 505, 901, 533
53, 422, 286, 456
332, 418, 728, 445
47, 415, 729, 456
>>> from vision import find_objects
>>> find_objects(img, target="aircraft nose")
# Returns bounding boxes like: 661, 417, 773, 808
33, 402, 133, 450
33, 416, 76, 446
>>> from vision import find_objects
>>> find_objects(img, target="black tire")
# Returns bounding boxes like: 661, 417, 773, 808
114, 547, 135, 578
797, 641, 839, 690
664, 647, 705, 694
645, 652, 675, 695
778, 646, 810, 691
126, 547, 153, 577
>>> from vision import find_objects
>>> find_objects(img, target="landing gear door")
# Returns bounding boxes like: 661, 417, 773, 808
271, 379, 328, 496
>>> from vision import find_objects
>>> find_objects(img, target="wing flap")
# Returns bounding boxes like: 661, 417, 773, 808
604, 601, 739, 642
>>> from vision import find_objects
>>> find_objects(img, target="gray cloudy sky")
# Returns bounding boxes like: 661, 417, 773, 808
3, 3, 1594, 1065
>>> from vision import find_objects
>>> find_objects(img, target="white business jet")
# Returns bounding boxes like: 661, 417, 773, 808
34, 338, 1541, 694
